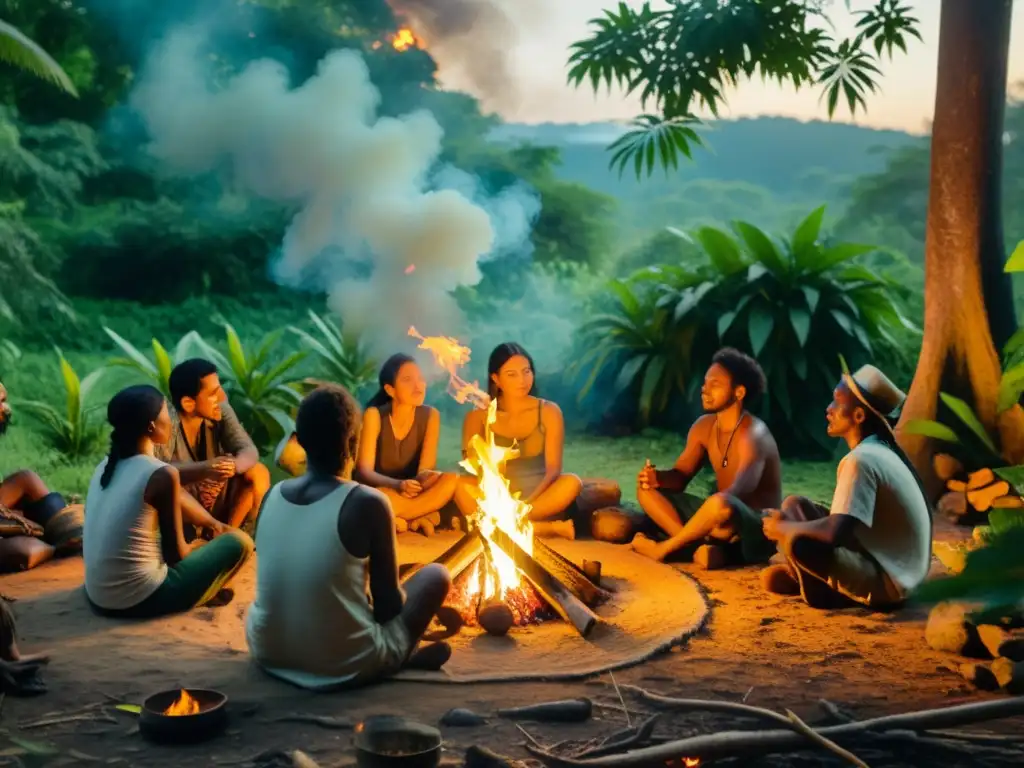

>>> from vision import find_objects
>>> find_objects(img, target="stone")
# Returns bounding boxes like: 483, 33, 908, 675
956, 662, 1000, 691
440, 708, 487, 727
937, 491, 968, 519
926, 602, 985, 657
577, 478, 622, 515
478, 600, 515, 637
992, 657, 1024, 694
590, 506, 639, 543
978, 625, 1024, 662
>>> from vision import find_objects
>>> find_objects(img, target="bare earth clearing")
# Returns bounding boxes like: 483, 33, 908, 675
1, 519, 1018, 767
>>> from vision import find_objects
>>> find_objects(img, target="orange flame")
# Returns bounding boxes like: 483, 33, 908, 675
408, 327, 489, 409
164, 689, 200, 716
392, 27, 419, 51
683, 759, 700, 767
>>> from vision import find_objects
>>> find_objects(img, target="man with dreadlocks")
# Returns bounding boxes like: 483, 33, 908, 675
0, 381, 84, 573
760, 364, 932, 609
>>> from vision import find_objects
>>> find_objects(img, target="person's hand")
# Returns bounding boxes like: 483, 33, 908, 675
637, 463, 658, 490
209, 520, 231, 537
189, 539, 209, 553
399, 479, 422, 498
212, 456, 237, 478
762, 509, 785, 542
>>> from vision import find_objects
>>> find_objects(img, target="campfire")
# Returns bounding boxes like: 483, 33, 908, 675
164, 689, 200, 717
404, 328, 609, 636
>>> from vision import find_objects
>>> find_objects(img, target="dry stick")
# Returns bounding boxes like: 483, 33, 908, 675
525, 695, 1024, 767
785, 710, 871, 768
607, 672, 631, 729
19, 712, 117, 729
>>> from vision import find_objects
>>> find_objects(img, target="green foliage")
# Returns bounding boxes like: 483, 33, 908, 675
1006, 239, 1024, 273
102, 327, 207, 399
0, 338, 20, 368
0, 18, 76, 95
288, 311, 377, 398
195, 324, 308, 451
13, 349, 105, 458
573, 207, 912, 453
567, 0, 921, 176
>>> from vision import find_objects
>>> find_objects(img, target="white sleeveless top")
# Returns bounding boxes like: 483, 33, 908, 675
245, 482, 410, 689
83, 454, 169, 610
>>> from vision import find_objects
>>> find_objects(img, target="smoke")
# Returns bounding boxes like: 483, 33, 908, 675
385, 0, 531, 111
128, 25, 542, 352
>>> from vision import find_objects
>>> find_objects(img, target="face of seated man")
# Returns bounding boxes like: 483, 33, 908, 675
0, 382, 10, 437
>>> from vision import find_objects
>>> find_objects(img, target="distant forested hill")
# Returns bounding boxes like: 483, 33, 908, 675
490, 117, 918, 244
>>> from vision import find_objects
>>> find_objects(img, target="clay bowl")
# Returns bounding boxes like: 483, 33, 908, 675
353, 715, 442, 768
139, 688, 229, 744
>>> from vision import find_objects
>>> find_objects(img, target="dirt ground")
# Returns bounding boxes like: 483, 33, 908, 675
1, 518, 1019, 767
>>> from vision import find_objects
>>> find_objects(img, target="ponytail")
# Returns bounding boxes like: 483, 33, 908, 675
101, 384, 166, 488
365, 388, 391, 410
99, 430, 130, 488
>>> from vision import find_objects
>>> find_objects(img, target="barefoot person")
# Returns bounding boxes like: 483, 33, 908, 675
632, 348, 782, 566
1, 381, 84, 573
157, 359, 271, 538
760, 364, 931, 609
247, 384, 457, 689
355, 354, 458, 536
456, 342, 581, 538
83, 385, 254, 618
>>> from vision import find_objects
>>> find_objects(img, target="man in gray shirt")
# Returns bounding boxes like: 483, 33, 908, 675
155, 359, 271, 539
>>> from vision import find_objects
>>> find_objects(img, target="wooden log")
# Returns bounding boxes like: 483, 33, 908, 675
992, 494, 1024, 509
489, 529, 600, 637
577, 478, 622, 515
531, 536, 609, 606
401, 531, 483, 584
968, 481, 1010, 512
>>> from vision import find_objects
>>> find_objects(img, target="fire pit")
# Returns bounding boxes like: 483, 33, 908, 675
353, 715, 442, 768
139, 688, 228, 744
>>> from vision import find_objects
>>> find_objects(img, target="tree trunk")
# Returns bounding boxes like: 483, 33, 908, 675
896, 0, 1024, 494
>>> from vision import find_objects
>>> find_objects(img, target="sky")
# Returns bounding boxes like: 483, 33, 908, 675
433, 0, 1024, 134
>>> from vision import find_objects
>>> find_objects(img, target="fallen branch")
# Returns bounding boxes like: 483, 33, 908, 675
572, 714, 661, 760
784, 709, 870, 768
524, 695, 1024, 766
267, 714, 353, 730
19, 712, 117, 729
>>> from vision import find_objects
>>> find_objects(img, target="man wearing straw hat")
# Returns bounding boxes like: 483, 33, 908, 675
761, 361, 932, 609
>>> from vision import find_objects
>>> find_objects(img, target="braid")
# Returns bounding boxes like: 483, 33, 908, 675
99, 431, 126, 488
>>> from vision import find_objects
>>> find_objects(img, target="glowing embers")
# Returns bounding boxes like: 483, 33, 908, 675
444, 555, 553, 629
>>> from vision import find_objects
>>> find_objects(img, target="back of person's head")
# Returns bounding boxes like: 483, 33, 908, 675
366, 353, 416, 409
101, 384, 166, 488
168, 358, 218, 411
296, 383, 361, 474
710, 347, 766, 405
487, 342, 537, 400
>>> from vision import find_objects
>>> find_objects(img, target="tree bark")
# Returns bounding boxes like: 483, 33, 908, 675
896, 0, 1023, 493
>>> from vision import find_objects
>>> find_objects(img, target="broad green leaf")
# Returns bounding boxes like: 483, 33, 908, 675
829, 309, 854, 335
116, 704, 143, 715
152, 339, 173, 392
694, 226, 746, 274
747, 303, 775, 356
801, 285, 820, 314
902, 419, 960, 444
717, 310, 737, 338
939, 393, 998, 454
639, 355, 667, 419
614, 354, 647, 394
791, 205, 826, 257
998, 364, 1024, 413
808, 242, 876, 273
994, 466, 1024, 495
103, 327, 157, 374
734, 221, 787, 274
224, 324, 249, 381
989, 507, 1024, 534
788, 307, 811, 346
1005, 239, 1024, 273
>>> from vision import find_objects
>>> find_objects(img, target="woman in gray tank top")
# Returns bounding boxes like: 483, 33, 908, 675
455, 343, 582, 539
354, 355, 458, 536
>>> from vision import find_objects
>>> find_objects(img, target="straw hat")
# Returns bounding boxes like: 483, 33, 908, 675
839, 357, 906, 436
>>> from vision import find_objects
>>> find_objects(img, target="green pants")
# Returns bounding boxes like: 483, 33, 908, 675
660, 491, 777, 564
90, 530, 253, 619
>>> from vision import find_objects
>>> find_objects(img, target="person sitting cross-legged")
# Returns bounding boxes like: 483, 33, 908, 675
246, 383, 459, 690
83, 385, 254, 618
631, 348, 782, 567
157, 359, 271, 539
760, 364, 932, 610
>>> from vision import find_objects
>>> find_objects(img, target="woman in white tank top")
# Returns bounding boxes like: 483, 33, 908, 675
246, 383, 458, 689
83, 385, 253, 618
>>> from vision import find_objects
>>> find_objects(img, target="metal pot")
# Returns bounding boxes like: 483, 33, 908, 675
139, 688, 229, 744
353, 715, 442, 768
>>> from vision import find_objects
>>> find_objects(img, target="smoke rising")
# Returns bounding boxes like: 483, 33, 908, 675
385, 0, 529, 111
128, 25, 541, 352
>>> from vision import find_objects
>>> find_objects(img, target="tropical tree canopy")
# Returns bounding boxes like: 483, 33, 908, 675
567, 0, 921, 177
0, 19, 77, 95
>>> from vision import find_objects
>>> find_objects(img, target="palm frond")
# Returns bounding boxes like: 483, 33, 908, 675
0, 20, 77, 96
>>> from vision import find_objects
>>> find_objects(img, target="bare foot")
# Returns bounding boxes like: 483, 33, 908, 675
760, 563, 800, 595
630, 533, 667, 561
423, 606, 464, 642
533, 520, 574, 540
395, 517, 409, 534
693, 544, 729, 570
405, 642, 452, 671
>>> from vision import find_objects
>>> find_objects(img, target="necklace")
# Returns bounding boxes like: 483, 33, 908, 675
715, 412, 745, 468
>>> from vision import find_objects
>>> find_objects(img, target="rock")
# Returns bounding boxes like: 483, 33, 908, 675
440, 708, 487, 727
992, 657, 1024, 694
933, 453, 964, 482
956, 662, 1000, 691
591, 506, 640, 543
937, 491, 968, 519
577, 478, 622, 515
275, 432, 307, 477
979, 625, 1024, 661
926, 602, 985, 657
477, 600, 514, 637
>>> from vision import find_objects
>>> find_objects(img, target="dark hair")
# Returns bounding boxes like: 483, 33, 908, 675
487, 342, 537, 400
296, 383, 361, 474
168, 358, 218, 410
366, 353, 416, 410
100, 385, 166, 488
711, 347, 767, 404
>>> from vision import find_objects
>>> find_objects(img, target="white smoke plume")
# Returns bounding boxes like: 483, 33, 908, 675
129, 26, 539, 352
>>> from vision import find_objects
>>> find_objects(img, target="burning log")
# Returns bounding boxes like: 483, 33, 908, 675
401, 531, 484, 585
489, 529, 600, 637
532, 537, 609, 605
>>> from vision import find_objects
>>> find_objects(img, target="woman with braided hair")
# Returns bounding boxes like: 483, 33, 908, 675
83, 385, 253, 618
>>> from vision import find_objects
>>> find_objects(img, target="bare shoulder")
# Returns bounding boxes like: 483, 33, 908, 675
424, 405, 441, 421
364, 406, 382, 424
464, 407, 485, 430
540, 399, 563, 420
690, 414, 716, 444
146, 463, 178, 494
744, 415, 779, 452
